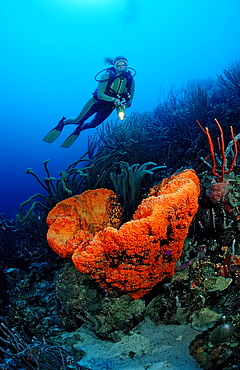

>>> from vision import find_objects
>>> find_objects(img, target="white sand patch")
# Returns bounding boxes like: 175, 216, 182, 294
64, 317, 202, 369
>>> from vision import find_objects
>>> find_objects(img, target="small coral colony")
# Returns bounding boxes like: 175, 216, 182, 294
1, 60, 240, 370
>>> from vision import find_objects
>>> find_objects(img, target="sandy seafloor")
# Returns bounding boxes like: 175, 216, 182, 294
62, 317, 202, 369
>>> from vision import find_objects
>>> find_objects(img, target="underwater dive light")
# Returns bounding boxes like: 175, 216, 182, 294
117, 104, 126, 120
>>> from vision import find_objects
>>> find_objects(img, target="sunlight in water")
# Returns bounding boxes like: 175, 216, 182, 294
57, 0, 125, 11
66, 0, 116, 4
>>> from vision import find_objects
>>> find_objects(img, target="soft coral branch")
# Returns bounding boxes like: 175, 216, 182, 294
197, 119, 238, 182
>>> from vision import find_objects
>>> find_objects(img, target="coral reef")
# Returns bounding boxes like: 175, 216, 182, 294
189, 314, 239, 370
0, 323, 89, 370
2, 59, 240, 369
56, 263, 146, 341
217, 59, 240, 100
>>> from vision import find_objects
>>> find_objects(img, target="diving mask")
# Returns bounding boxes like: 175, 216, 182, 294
114, 59, 128, 72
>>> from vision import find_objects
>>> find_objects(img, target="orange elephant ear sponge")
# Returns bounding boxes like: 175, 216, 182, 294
46, 189, 123, 258
46, 170, 200, 299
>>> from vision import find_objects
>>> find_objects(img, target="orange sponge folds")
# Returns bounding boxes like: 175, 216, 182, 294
46, 189, 123, 258
46, 170, 200, 299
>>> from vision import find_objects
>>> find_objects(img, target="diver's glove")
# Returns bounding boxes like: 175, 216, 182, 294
113, 98, 121, 107
126, 100, 132, 108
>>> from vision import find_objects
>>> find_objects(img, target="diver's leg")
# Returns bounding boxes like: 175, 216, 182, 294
80, 105, 115, 130
61, 103, 114, 148
64, 97, 98, 125
43, 98, 97, 143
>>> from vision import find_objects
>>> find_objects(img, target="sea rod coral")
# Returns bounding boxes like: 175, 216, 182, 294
46, 169, 200, 299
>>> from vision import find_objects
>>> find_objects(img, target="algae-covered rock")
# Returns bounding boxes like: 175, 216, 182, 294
207, 276, 232, 291
209, 322, 234, 345
94, 295, 146, 341
55, 263, 103, 332
191, 308, 222, 331
55, 263, 145, 341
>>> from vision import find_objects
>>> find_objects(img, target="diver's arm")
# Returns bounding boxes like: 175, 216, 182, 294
97, 72, 116, 102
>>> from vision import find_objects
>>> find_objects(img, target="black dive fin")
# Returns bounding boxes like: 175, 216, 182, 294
61, 127, 82, 148
42, 128, 62, 143
42, 117, 66, 143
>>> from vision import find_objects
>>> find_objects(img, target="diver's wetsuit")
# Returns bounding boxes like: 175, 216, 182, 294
71, 97, 115, 131
65, 68, 135, 131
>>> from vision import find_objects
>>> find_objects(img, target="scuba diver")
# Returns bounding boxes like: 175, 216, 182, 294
43, 56, 135, 148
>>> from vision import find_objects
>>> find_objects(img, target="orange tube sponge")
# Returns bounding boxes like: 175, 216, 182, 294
46, 189, 123, 258
71, 169, 200, 299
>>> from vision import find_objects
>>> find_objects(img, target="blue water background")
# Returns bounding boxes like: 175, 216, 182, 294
1, 0, 240, 218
